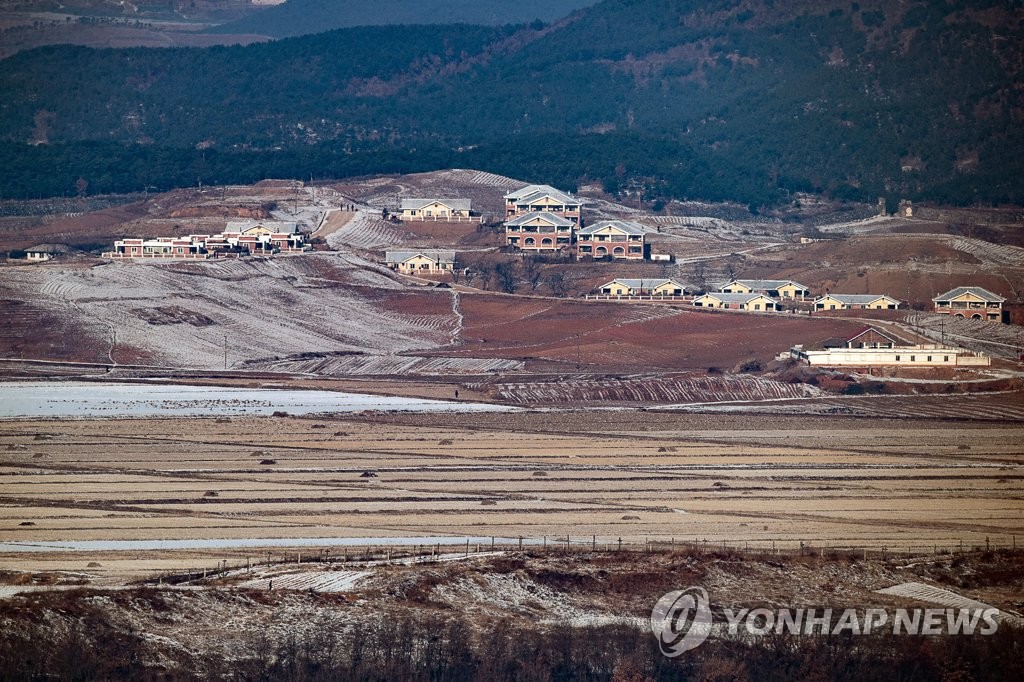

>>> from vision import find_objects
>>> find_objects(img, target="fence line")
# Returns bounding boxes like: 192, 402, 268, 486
147, 534, 1019, 587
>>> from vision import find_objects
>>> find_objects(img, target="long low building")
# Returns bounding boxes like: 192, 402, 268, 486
103, 222, 309, 259
790, 344, 990, 367
718, 279, 810, 299
594, 278, 688, 297
815, 294, 901, 310
693, 292, 779, 311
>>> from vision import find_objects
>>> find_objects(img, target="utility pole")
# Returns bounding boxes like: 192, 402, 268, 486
223, 334, 228, 371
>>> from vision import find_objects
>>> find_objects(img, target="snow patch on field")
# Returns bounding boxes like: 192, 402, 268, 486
1, 255, 451, 367
327, 209, 408, 250
431, 572, 641, 628
237, 570, 369, 593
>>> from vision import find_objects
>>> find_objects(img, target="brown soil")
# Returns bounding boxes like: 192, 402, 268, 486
435, 294, 862, 371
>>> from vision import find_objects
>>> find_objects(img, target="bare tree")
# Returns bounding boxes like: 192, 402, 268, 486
522, 257, 543, 291
476, 262, 496, 291
495, 261, 517, 294
693, 261, 708, 293
547, 270, 569, 297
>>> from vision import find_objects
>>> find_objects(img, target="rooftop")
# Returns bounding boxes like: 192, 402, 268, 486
932, 286, 1005, 303
505, 212, 576, 227
698, 292, 773, 303
385, 250, 456, 263
400, 198, 472, 211
816, 294, 898, 304
504, 184, 579, 206
579, 220, 647, 236
601, 278, 686, 289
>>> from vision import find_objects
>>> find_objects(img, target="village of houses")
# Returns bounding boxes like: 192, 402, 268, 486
19, 181, 1011, 372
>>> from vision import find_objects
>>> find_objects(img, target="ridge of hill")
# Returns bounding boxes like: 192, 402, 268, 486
208, 0, 599, 37
0, 0, 1021, 207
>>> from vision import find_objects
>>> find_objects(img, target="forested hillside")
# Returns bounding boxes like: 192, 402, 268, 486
208, 0, 599, 37
1, 0, 1020, 207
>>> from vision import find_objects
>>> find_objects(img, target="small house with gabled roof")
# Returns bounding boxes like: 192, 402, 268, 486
693, 292, 779, 311
843, 326, 904, 349
814, 294, 901, 311
932, 287, 1005, 321
399, 198, 472, 220
24, 243, 72, 262
595, 278, 688, 297
577, 221, 646, 260
718, 279, 810, 300
385, 250, 456, 275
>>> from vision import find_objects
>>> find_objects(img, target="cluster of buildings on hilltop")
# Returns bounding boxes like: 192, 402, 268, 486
586, 277, 1008, 322
501, 184, 650, 260
102, 221, 309, 259
89, 183, 1011, 327
590, 277, 902, 312
401, 184, 654, 260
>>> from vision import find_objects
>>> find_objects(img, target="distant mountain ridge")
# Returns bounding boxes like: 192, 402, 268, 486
207, 0, 600, 37
0, 0, 1021, 206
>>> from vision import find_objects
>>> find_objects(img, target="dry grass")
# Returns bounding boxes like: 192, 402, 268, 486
1, 412, 1021, 581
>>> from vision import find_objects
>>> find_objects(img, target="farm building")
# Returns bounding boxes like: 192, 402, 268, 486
399, 199, 473, 221
693, 292, 779, 311
790, 344, 989, 367
932, 287, 1005, 321
594, 278, 688, 297
504, 184, 582, 225
385, 250, 456, 275
718, 279, 810, 300
814, 294, 901, 310
505, 212, 575, 252
577, 221, 646, 260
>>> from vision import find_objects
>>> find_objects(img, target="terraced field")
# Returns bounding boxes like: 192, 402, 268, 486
487, 373, 822, 404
